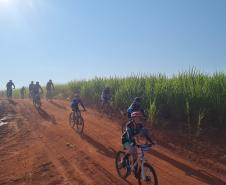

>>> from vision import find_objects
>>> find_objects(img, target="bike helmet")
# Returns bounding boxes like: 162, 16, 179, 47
131, 111, 143, 118
36, 81, 39, 84
134, 97, 141, 103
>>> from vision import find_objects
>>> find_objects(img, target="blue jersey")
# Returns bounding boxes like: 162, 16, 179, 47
71, 97, 85, 110
71, 98, 80, 107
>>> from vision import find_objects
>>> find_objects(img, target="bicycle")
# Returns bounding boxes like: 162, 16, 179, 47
115, 144, 158, 185
69, 109, 85, 134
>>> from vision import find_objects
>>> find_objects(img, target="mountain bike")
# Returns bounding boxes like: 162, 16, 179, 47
69, 109, 86, 134
115, 144, 158, 185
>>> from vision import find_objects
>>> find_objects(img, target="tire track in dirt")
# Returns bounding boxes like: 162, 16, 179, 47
15, 100, 126, 185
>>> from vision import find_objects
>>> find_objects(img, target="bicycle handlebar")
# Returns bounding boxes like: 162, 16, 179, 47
137, 144, 153, 148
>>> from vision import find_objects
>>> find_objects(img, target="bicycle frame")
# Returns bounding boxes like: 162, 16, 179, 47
129, 146, 149, 180
72, 109, 81, 118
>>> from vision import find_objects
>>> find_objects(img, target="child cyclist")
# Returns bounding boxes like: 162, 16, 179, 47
122, 111, 156, 177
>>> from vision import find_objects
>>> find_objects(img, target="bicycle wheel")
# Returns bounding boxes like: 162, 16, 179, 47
115, 151, 130, 179
69, 112, 75, 127
137, 163, 158, 185
76, 116, 84, 134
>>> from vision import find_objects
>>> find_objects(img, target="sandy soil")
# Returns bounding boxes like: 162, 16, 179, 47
0, 99, 225, 185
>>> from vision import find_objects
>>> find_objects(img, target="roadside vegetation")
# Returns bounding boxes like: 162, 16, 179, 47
8, 69, 226, 138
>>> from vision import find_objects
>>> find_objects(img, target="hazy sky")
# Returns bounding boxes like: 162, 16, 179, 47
0, 0, 226, 88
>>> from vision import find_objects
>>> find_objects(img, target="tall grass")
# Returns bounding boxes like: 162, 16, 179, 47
55, 70, 226, 136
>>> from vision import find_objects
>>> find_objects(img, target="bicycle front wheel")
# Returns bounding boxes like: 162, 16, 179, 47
138, 163, 158, 185
115, 151, 130, 179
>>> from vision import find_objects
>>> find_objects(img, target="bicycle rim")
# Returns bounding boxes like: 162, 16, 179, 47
138, 163, 158, 185
115, 151, 130, 179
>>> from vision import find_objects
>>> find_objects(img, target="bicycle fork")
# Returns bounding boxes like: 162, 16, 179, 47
139, 151, 147, 181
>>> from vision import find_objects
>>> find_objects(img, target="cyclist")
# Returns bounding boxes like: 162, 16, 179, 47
20, 86, 26, 99
70, 93, 86, 126
29, 81, 34, 98
122, 111, 155, 177
46, 80, 54, 100
33, 82, 43, 105
127, 97, 145, 119
101, 87, 112, 107
6, 80, 15, 98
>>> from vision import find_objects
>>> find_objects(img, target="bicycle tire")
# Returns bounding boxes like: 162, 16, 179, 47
137, 163, 158, 185
76, 116, 84, 134
115, 151, 130, 179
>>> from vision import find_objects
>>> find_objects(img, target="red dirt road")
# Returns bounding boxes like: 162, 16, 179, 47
0, 99, 225, 185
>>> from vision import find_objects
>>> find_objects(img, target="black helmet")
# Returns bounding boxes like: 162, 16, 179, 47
134, 97, 141, 103
36, 81, 39, 84
9, 80, 12, 82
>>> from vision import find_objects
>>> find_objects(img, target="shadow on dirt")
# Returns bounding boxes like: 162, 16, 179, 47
37, 108, 58, 125
150, 149, 226, 185
7, 99, 17, 106
81, 133, 117, 159
49, 100, 68, 110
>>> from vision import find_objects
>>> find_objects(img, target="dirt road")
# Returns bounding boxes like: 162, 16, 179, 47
0, 99, 225, 185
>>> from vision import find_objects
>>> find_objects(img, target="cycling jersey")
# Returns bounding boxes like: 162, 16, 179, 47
6, 82, 15, 90
29, 83, 34, 91
33, 84, 43, 95
122, 123, 153, 148
46, 81, 54, 91
71, 97, 85, 111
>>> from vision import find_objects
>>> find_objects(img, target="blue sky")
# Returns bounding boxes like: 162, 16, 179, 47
0, 0, 226, 88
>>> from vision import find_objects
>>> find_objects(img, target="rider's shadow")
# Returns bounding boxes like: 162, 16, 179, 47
81, 133, 117, 159
8, 99, 17, 106
38, 108, 57, 124
49, 101, 68, 110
